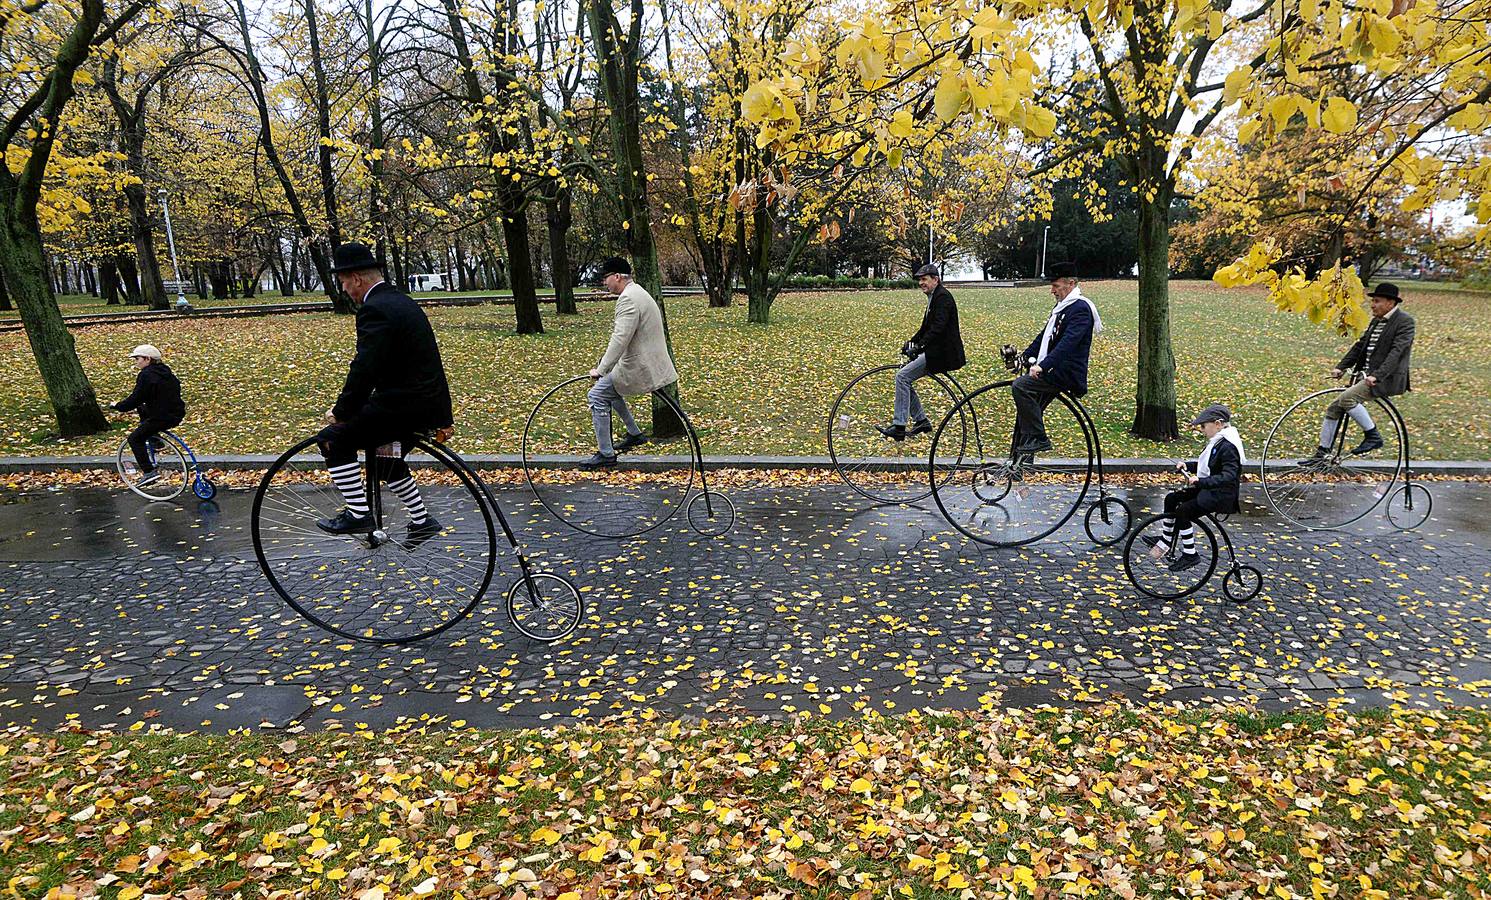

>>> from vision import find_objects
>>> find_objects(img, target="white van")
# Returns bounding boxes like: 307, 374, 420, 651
409, 273, 450, 292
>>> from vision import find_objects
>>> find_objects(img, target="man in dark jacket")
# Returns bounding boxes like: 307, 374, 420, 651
316, 242, 455, 541
1011, 261, 1101, 460
1143, 404, 1244, 571
1301, 282, 1415, 462
876, 263, 966, 440
112, 344, 185, 488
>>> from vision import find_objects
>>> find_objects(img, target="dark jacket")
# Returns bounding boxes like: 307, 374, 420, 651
1339, 308, 1414, 397
1186, 438, 1242, 514
114, 361, 185, 424
1024, 297, 1094, 397
909, 284, 966, 375
333, 282, 454, 428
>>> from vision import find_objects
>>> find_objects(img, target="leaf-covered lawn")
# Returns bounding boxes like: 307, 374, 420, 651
3, 704, 1488, 899
1, 281, 1487, 459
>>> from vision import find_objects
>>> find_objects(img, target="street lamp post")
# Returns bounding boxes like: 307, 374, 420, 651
157, 189, 188, 310
928, 222, 934, 266
1039, 225, 1050, 279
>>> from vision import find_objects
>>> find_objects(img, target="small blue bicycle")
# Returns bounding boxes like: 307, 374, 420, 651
115, 430, 217, 501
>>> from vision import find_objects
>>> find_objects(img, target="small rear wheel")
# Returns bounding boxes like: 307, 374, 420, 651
507, 572, 583, 642
687, 490, 736, 537
1222, 565, 1263, 603
1385, 483, 1432, 531
1084, 496, 1132, 546
193, 475, 217, 500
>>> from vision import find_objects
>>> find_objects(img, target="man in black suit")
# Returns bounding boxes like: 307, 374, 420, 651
877, 263, 966, 440
315, 242, 455, 542
1301, 282, 1415, 462
1011, 261, 1101, 461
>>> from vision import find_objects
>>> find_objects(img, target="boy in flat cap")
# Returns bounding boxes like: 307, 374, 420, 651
1145, 403, 1245, 571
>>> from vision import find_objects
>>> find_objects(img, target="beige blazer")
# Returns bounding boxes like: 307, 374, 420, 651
597, 281, 679, 395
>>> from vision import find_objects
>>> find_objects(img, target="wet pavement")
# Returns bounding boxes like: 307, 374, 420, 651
1, 479, 1488, 732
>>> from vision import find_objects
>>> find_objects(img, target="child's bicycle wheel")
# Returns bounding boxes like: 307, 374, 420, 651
1122, 513, 1220, 601
116, 433, 190, 501
252, 435, 498, 644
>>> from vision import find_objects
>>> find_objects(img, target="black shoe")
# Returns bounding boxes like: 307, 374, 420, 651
402, 517, 444, 550
580, 452, 618, 469
1140, 534, 1162, 549
875, 423, 907, 442
1168, 553, 1201, 572
316, 509, 376, 535
907, 418, 933, 437
1297, 446, 1331, 467
135, 470, 162, 488
1349, 428, 1384, 455
614, 432, 649, 453
1014, 437, 1053, 456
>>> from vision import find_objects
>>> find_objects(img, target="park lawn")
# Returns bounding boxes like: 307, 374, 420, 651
2, 703, 1488, 899
0, 280, 1487, 459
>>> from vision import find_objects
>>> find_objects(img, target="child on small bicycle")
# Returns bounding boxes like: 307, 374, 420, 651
1145, 403, 1244, 571
112, 344, 185, 488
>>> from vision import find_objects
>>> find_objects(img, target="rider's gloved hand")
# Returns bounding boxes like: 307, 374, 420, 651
902, 340, 920, 359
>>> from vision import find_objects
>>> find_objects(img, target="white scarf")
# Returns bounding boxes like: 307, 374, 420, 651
1037, 287, 1104, 362
1197, 425, 1246, 478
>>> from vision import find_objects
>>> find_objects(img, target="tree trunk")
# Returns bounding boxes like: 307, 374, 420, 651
546, 192, 577, 313
588, 0, 680, 435
305, 0, 341, 253
745, 197, 773, 324
365, 0, 388, 266
122, 171, 167, 310
1132, 194, 1179, 441
116, 254, 143, 304
99, 259, 120, 304
0, 271, 11, 311
233, 0, 348, 314
0, 220, 109, 435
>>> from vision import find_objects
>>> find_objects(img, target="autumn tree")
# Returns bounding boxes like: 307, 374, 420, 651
1, 0, 146, 436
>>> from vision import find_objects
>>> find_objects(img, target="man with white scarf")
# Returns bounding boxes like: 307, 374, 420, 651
1144, 403, 1245, 571
1012, 261, 1103, 461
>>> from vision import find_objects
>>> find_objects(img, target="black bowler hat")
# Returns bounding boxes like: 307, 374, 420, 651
1047, 260, 1077, 282
596, 256, 632, 279
329, 242, 380, 274
1367, 282, 1402, 303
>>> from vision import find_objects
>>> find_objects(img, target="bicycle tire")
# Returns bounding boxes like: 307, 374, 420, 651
929, 379, 1093, 547
252, 435, 497, 644
827, 364, 966, 504
1260, 388, 1403, 530
116, 432, 189, 501
1122, 513, 1221, 601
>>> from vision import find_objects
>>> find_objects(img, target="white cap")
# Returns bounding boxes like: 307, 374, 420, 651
130, 344, 162, 360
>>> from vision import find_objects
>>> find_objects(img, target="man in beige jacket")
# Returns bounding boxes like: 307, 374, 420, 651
583, 257, 680, 468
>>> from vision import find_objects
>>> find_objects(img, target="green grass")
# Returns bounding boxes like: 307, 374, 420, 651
0, 279, 1487, 459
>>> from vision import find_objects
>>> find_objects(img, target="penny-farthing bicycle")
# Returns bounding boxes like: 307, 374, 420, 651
927, 346, 1131, 547
827, 351, 975, 504
522, 376, 735, 539
1122, 503, 1263, 603
1260, 374, 1431, 531
251, 434, 582, 644
115, 429, 217, 501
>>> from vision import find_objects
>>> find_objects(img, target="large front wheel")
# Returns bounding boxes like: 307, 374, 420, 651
827, 364, 966, 504
1123, 513, 1220, 601
1260, 388, 1404, 530
116, 433, 190, 501
929, 380, 1094, 547
252, 436, 498, 644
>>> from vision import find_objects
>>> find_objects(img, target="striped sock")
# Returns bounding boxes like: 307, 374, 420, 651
328, 463, 369, 515
1156, 518, 1174, 553
386, 476, 429, 524
1179, 526, 1197, 555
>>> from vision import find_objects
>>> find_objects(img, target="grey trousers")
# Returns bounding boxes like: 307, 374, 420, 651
894, 354, 930, 426
588, 374, 641, 456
